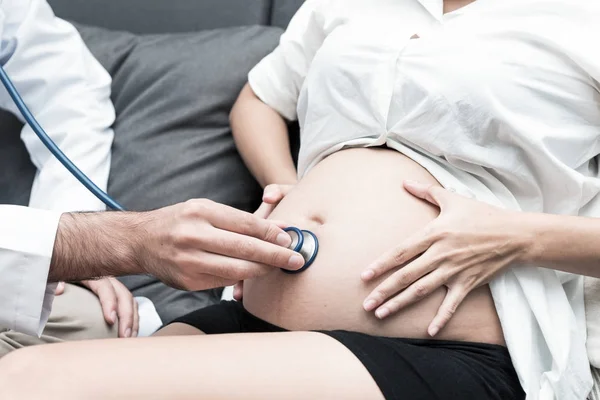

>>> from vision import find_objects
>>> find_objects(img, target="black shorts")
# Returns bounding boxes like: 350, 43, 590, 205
171, 301, 524, 400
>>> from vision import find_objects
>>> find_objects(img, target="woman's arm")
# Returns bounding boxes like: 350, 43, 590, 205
230, 84, 298, 187
523, 212, 600, 277
231, 0, 328, 187
361, 181, 600, 336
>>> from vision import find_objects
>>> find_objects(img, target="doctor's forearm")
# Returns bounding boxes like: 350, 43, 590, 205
520, 212, 600, 277
49, 212, 144, 282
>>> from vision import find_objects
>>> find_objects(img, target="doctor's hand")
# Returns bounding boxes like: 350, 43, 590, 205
51, 199, 304, 291
361, 181, 530, 337
233, 184, 296, 301
139, 199, 303, 292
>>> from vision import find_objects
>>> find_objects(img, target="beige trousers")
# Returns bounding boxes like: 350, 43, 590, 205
0, 284, 118, 358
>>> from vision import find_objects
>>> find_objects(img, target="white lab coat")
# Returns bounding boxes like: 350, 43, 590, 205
0, 0, 115, 336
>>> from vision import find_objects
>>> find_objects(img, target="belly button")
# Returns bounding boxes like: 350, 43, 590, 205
307, 212, 326, 226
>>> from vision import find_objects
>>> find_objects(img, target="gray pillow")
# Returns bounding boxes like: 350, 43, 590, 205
75, 24, 283, 212
0, 23, 284, 324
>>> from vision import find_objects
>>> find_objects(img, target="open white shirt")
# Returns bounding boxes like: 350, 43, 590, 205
0, 0, 115, 336
249, 0, 600, 398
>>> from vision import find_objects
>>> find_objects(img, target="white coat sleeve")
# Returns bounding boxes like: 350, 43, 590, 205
0, 206, 61, 336
247, 0, 329, 121
0, 0, 116, 335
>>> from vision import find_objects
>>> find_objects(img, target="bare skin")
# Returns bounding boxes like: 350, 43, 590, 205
0, 2, 499, 399
0, 332, 384, 400
49, 199, 303, 290
243, 148, 504, 344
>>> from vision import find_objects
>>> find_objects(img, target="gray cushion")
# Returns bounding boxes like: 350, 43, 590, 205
48, 0, 272, 34
76, 24, 283, 213
0, 113, 34, 206
0, 23, 284, 324
271, 0, 304, 28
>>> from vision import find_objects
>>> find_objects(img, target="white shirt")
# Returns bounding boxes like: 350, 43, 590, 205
248, 0, 600, 398
0, 0, 115, 336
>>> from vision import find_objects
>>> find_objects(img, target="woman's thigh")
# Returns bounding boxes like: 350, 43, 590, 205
153, 322, 204, 336
0, 332, 385, 400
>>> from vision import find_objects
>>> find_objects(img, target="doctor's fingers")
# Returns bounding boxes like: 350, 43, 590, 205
174, 251, 278, 287
183, 199, 291, 248
190, 227, 304, 271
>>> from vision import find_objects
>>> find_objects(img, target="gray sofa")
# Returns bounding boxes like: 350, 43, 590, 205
0, 0, 303, 324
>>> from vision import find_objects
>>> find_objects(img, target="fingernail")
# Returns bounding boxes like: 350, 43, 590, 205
361, 270, 375, 281
363, 299, 377, 311
110, 311, 117, 324
264, 189, 277, 199
133, 330, 139, 338
429, 325, 440, 337
276, 232, 292, 247
125, 329, 132, 338
288, 254, 305, 269
376, 308, 390, 319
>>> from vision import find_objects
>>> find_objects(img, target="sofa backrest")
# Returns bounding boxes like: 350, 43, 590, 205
271, 0, 304, 28
47, 0, 303, 33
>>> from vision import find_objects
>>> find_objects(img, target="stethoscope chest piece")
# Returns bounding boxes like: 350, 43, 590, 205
283, 227, 319, 274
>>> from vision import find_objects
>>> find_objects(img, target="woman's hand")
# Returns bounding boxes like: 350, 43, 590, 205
361, 180, 531, 337
233, 184, 296, 301
81, 278, 139, 338
254, 184, 296, 220
54, 278, 139, 338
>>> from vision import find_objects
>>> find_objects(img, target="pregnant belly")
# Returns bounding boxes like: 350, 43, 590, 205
243, 148, 504, 345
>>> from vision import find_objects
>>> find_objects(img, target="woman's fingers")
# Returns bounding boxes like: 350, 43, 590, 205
132, 298, 140, 338
54, 282, 66, 296
361, 230, 433, 282
85, 279, 118, 326
262, 184, 284, 203
403, 180, 449, 208
263, 184, 295, 204
254, 202, 276, 219
363, 252, 439, 312
427, 285, 468, 337
370, 268, 449, 319
233, 281, 244, 301
111, 278, 137, 338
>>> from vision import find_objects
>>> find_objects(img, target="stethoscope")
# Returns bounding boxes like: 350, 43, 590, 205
0, 65, 319, 271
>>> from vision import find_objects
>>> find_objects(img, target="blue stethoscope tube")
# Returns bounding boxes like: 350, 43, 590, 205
0, 65, 125, 211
